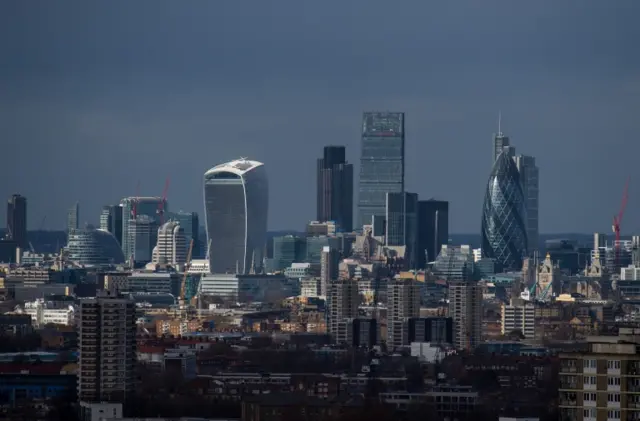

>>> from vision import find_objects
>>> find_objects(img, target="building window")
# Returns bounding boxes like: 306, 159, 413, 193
608, 393, 621, 402
583, 359, 597, 369
583, 376, 596, 385
583, 408, 596, 418
607, 360, 621, 369
583, 392, 596, 402
607, 409, 620, 419
608, 377, 621, 386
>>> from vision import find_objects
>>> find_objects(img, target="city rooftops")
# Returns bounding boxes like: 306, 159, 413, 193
204, 158, 264, 177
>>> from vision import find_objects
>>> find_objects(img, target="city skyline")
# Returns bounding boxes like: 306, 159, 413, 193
2, 1, 638, 234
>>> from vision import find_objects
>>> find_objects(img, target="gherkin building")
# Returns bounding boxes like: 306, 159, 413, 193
481, 151, 528, 270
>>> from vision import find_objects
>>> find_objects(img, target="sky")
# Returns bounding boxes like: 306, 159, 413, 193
1, 1, 639, 234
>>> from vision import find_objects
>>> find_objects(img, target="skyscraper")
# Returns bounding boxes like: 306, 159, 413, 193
416, 199, 449, 268
119, 197, 166, 259
167, 210, 200, 258
492, 113, 513, 163
6, 194, 27, 249
386, 279, 421, 349
358, 112, 405, 228
514, 155, 539, 254
152, 220, 187, 266
100, 205, 123, 246
67, 202, 79, 237
481, 151, 528, 270
129, 215, 158, 264
203, 158, 268, 274
386, 192, 418, 269
317, 146, 354, 232
77, 291, 136, 403
448, 280, 483, 351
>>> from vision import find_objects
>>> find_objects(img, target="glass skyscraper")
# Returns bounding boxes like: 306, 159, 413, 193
481, 151, 528, 271
120, 197, 166, 261
358, 112, 405, 228
317, 145, 353, 232
386, 192, 418, 269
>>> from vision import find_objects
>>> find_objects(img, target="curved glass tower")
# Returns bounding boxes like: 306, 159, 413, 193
481, 151, 528, 270
203, 158, 268, 274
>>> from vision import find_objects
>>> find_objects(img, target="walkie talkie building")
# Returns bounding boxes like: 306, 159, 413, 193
203, 158, 268, 274
481, 151, 528, 271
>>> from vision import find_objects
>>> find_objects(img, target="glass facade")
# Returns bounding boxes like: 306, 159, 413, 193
203, 160, 268, 275
120, 197, 166, 260
386, 192, 418, 269
358, 112, 405, 228
432, 245, 475, 281
272, 235, 306, 272
317, 146, 354, 232
167, 210, 200, 258
481, 152, 528, 271
67, 228, 126, 266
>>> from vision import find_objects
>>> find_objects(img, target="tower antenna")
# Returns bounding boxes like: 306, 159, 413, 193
498, 111, 502, 136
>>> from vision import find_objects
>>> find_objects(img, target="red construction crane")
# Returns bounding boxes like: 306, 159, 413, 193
613, 177, 630, 266
157, 178, 170, 225
132, 181, 141, 219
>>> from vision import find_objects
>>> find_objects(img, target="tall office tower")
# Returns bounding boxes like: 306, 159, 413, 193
317, 145, 354, 232
481, 151, 528, 271
120, 197, 166, 259
358, 112, 405, 228
6, 194, 27, 249
492, 114, 511, 163
386, 192, 418, 269
326, 279, 360, 344
168, 211, 200, 258
77, 291, 136, 403
514, 155, 539, 255
128, 215, 158, 264
100, 205, 123, 246
152, 221, 187, 266
386, 279, 421, 349
416, 199, 449, 268
67, 202, 80, 237
593, 232, 607, 263
448, 280, 483, 352
272, 235, 306, 271
203, 158, 268, 274
320, 246, 340, 296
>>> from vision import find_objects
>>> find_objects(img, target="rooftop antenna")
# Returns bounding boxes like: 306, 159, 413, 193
498, 111, 502, 136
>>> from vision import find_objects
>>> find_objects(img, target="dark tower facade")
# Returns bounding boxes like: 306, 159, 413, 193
6, 194, 27, 249
317, 145, 353, 232
417, 199, 449, 268
481, 151, 528, 271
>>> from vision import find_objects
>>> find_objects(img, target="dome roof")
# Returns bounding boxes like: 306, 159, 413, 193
67, 229, 125, 266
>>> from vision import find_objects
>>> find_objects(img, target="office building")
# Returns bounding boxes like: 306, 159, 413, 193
481, 151, 528, 271
408, 317, 454, 344
416, 199, 449, 268
203, 158, 268, 274
6, 194, 27, 249
559, 327, 640, 421
120, 197, 166, 260
320, 246, 340, 296
501, 298, 535, 340
326, 279, 360, 344
317, 145, 354, 232
514, 155, 539, 255
100, 205, 123, 246
152, 220, 187, 266
358, 112, 405, 227
77, 291, 136, 403
432, 245, 475, 282
386, 192, 418, 268
167, 210, 200, 258
272, 235, 306, 272
67, 228, 126, 266
129, 215, 158, 264
386, 279, 421, 349
67, 202, 79, 237
448, 280, 482, 352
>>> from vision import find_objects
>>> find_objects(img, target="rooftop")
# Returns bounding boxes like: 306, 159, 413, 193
204, 158, 264, 177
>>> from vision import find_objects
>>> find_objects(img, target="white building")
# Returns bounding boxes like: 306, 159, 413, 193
501, 298, 535, 339
199, 273, 293, 304
152, 220, 187, 266
23, 298, 75, 327
203, 158, 268, 275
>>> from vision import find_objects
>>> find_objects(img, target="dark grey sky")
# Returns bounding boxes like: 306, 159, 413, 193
1, 1, 639, 234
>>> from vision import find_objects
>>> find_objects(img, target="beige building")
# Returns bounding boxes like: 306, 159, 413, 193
386, 279, 421, 349
559, 327, 640, 421
501, 298, 535, 339
448, 280, 482, 351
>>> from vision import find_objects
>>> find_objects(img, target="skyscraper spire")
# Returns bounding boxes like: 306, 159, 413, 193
498, 111, 502, 136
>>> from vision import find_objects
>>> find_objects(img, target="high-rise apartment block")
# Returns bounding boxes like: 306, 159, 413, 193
559, 327, 640, 421
386, 192, 418, 269
501, 298, 535, 340
326, 279, 360, 344
358, 112, 405, 228
6, 194, 27, 249
417, 199, 449, 268
152, 220, 187, 266
386, 279, 421, 349
67, 202, 80, 237
448, 280, 482, 352
317, 146, 354, 232
77, 291, 136, 403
